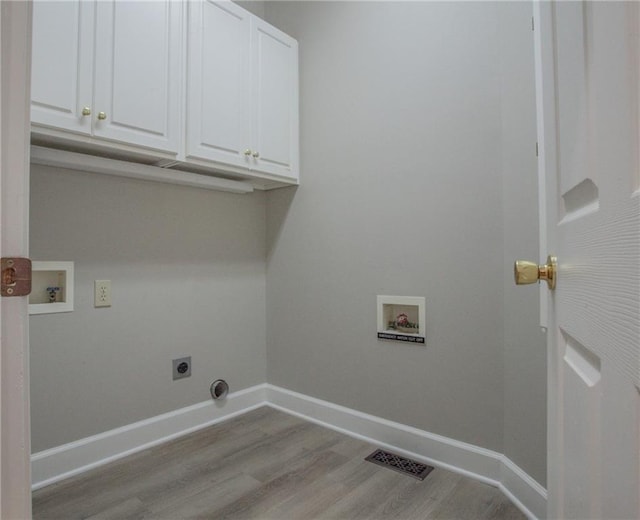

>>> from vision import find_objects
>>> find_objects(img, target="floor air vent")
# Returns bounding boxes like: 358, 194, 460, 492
365, 449, 434, 480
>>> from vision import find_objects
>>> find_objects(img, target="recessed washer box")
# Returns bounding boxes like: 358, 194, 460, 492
377, 295, 426, 344
29, 261, 74, 315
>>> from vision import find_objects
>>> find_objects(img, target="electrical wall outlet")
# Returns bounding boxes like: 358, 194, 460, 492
172, 356, 191, 380
94, 280, 111, 307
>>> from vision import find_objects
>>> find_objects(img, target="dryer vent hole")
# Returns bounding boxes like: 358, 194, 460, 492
210, 379, 229, 400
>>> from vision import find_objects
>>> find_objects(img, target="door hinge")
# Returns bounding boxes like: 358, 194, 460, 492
531, 17, 535, 31
536, 141, 539, 157
1, 257, 32, 297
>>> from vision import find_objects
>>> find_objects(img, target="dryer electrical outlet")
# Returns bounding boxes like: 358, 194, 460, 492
172, 357, 191, 380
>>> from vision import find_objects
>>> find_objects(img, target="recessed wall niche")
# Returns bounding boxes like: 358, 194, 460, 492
29, 261, 74, 315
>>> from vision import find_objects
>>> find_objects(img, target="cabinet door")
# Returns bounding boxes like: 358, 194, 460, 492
93, 0, 181, 153
31, 0, 94, 135
250, 18, 299, 180
186, 0, 251, 168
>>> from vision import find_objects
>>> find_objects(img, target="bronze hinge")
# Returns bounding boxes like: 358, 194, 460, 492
1, 257, 32, 296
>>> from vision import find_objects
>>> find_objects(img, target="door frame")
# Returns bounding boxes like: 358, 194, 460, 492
0, 1, 33, 518
533, 1, 564, 515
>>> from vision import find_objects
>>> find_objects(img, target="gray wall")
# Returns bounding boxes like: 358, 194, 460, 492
30, 166, 267, 452
265, 1, 506, 452
265, 0, 546, 482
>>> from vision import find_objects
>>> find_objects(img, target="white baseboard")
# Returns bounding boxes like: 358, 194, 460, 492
265, 385, 546, 520
499, 456, 548, 520
31, 383, 268, 490
31, 382, 546, 519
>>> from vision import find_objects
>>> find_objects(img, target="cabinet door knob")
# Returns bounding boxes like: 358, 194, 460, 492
244, 149, 252, 156
252, 151, 260, 158
97, 111, 107, 120
81, 107, 91, 116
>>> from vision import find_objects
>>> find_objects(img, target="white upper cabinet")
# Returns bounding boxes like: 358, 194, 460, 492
187, 1, 299, 181
31, 0, 182, 154
31, 0, 299, 187
31, 0, 94, 135
251, 18, 299, 179
93, 1, 181, 152
186, 1, 252, 170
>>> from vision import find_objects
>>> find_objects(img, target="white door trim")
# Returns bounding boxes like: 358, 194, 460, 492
0, 1, 33, 518
532, 0, 557, 331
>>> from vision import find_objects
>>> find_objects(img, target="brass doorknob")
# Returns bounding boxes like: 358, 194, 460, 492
81, 107, 91, 116
97, 111, 107, 120
514, 255, 557, 290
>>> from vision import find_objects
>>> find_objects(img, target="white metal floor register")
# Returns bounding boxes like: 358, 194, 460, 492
376, 295, 426, 344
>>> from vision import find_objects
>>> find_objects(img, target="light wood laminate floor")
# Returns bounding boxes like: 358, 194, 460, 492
33, 407, 526, 520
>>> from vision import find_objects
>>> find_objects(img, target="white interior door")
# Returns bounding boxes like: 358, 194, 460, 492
534, 2, 640, 518
0, 1, 33, 518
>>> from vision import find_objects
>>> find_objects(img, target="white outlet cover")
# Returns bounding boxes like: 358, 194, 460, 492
94, 280, 111, 307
